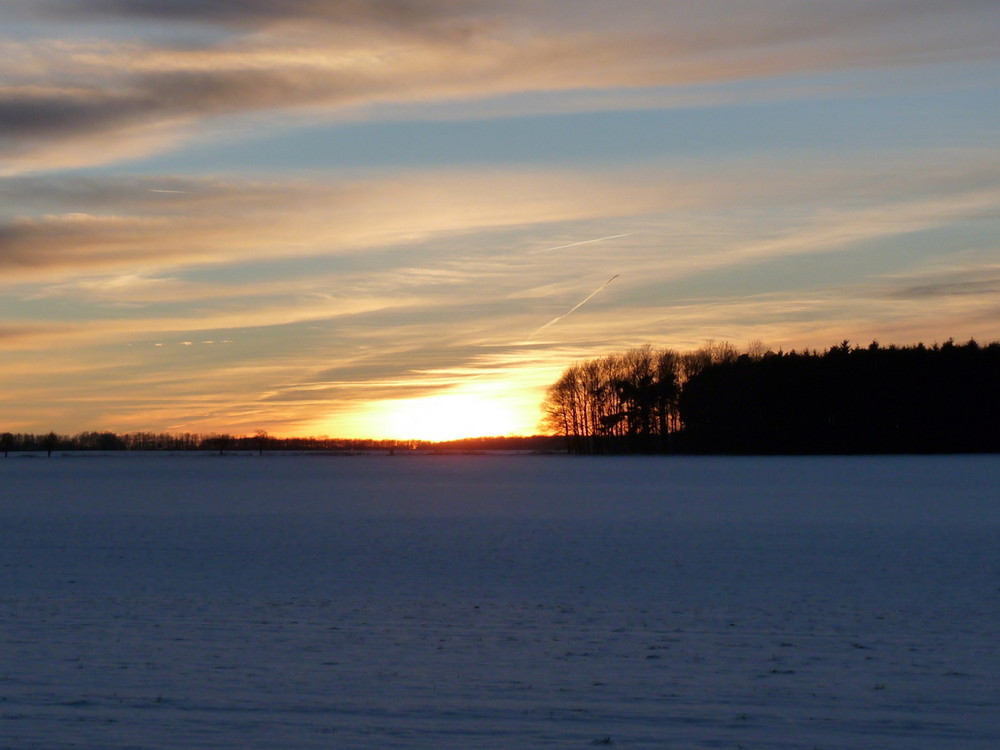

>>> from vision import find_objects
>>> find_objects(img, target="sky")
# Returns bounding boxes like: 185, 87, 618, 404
2, 0, 1000, 440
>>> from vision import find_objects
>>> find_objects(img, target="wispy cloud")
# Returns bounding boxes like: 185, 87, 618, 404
43, 0, 492, 30
891, 276, 1000, 300
0, 169, 665, 280
4, 1, 998, 172
8, 147, 992, 281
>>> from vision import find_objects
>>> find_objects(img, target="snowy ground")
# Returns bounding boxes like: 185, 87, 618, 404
1, 453, 998, 749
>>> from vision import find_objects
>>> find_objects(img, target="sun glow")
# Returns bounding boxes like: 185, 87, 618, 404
326, 377, 547, 442
304, 372, 557, 442
377, 392, 522, 442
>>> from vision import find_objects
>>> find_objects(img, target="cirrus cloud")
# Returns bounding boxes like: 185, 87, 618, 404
3, 0, 999, 172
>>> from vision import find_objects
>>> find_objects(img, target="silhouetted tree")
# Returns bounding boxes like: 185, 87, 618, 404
254, 429, 269, 456
540, 345, 685, 453
543, 339, 1000, 454
677, 339, 1000, 453
74, 431, 126, 451
201, 433, 234, 455
42, 431, 59, 457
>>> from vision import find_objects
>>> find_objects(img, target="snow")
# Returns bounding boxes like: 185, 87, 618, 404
1, 453, 998, 748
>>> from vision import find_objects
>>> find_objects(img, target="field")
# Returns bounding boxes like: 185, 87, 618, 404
1, 453, 998, 748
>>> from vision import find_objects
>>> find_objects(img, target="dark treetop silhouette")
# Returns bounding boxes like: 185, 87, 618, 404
541, 339, 1000, 454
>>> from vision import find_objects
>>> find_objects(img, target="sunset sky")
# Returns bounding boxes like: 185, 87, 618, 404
2, 1, 999, 439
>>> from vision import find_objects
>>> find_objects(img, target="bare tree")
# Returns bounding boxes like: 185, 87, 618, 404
42, 431, 59, 457
745, 339, 771, 361
541, 345, 686, 453
254, 429, 269, 456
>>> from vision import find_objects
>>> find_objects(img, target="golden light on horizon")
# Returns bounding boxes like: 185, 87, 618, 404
377, 394, 519, 442
348, 381, 540, 442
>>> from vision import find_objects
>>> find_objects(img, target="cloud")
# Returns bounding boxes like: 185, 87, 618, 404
718, 187, 1000, 270
4, 147, 998, 305
4, 1, 998, 171
893, 278, 1000, 300
886, 259, 1000, 300
0, 168, 670, 280
47, 0, 489, 30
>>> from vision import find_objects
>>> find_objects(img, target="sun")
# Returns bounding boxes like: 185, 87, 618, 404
377, 392, 522, 442
307, 377, 548, 442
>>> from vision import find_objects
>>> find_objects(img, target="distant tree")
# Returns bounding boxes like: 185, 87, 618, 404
704, 340, 740, 365
679, 346, 713, 382
42, 431, 59, 457
254, 429, 269, 456
74, 431, 126, 451
207, 433, 234, 455
98, 431, 126, 450
1, 432, 13, 457
745, 339, 772, 361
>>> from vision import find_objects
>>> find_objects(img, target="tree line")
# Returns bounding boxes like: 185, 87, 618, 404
0, 431, 566, 457
0, 431, 424, 457
541, 339, 1000, 454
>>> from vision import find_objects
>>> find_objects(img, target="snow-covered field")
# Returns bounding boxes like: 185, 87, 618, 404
1, 453, 998, 749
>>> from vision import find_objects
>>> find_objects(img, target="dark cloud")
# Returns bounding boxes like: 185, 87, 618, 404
0, 175, 283, 272
43, 0, 485, 29
0, 91, 152, 139
0, 62, 392, 144
0, 215, 146, 270
134, 67, 380, 114
0, 67, 388, 169
892, 277, 1000, 300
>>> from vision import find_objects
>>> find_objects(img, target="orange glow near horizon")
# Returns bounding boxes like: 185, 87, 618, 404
320, 381, 542, 442
375, 393, 523, 442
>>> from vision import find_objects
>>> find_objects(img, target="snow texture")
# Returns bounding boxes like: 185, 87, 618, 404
1, 453, 998, 748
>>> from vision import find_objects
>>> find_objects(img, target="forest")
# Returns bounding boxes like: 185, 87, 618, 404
0, 430, 564, 457
541, 339, 1000, 454
0, 431, 417, 457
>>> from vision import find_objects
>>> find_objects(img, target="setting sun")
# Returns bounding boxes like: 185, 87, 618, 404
301, 372, 556, 442
325, 378, 547, 442
376, 392, 522, 442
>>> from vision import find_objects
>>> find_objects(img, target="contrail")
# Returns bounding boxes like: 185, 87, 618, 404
529, 274, 620, 340
530, 233, 633, 254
